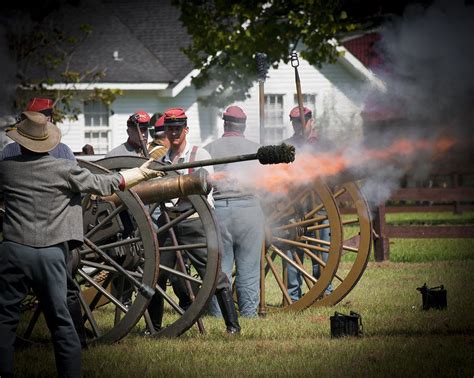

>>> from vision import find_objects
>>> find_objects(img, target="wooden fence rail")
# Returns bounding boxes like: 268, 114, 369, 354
372, 186, 474, 261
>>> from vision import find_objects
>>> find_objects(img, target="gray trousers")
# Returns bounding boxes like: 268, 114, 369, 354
208, 196, 265, 317
0, 241, 81, 377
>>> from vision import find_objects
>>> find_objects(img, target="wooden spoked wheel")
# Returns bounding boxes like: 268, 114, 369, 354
313, 181, 372, 307
260, 179, 343, 312
95, 156, 221, 338
18, 160, 159, 345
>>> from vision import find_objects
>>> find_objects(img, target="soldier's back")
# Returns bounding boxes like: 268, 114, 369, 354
205, 136, 259, 162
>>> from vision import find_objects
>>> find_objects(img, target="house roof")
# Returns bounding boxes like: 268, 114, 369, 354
105, 0, 194, 83
342, 32, 383, 70
341, 32, 402, 121
43, 4, 384, 96
40, 0, 193, 86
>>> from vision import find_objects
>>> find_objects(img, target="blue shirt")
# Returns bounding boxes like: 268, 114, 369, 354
0, 142, 76, 161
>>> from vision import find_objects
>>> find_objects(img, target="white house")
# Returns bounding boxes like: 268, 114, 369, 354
4, 1, 382, 155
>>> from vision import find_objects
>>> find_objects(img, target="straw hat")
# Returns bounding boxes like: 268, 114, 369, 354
6, 111, 61, 153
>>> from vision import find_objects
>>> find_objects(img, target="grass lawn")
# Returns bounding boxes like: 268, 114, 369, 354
13, 212, 474, 377
385, 211, 474, 226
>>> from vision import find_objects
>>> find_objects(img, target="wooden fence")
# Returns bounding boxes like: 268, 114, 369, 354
372, 183, 474, 261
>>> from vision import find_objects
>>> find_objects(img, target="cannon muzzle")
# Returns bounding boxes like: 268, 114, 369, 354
103, 170, 210, 205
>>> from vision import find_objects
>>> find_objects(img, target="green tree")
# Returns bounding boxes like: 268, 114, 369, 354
5, 5, 122, 123
174, 0, 357, 106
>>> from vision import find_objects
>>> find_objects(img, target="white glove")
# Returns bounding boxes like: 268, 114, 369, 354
120, 158, 163, 190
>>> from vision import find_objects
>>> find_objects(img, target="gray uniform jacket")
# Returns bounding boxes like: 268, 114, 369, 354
105, 141, 143, 158
204, 135, 260, 198
0, 154, 121, 248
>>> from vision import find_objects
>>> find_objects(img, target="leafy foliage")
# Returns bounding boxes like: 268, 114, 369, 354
6, 9, 122, 123
174, 0, 357, 106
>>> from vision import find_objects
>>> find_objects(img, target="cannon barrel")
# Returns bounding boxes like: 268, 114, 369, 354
103, 170, 210, 205
95, 143, 294, 206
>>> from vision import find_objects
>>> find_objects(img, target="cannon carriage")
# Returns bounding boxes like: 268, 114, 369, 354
12, 146, 373, 345
17, 157, 220, 344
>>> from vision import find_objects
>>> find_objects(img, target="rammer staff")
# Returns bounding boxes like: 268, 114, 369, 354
153, 143, 296, 173
291, 51, 307, 135
256, 52, 269, 145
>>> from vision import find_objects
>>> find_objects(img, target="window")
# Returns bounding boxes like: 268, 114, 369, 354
264, 94, 285, 144
84, 100, 110, 154
293, 93, 317, 116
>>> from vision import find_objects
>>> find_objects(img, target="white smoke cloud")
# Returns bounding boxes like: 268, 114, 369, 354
350, 0, 474, 209
378, 0, 474, 135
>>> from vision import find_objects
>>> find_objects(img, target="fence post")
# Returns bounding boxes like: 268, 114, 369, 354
452, 172, 462, 214
373, 204, 390, 261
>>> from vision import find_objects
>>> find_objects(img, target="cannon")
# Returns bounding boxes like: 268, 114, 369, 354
15, 143, 373, 344
16, 144, 299, 344
81, 157, 222, 340
94, 154, 372, 326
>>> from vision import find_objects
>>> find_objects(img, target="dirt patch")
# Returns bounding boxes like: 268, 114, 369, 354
309, 315, 327, 323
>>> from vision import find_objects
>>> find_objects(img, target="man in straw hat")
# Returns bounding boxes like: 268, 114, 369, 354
0, 97, 75, 161
0, 97, 88, 349
0, 111, 162, 377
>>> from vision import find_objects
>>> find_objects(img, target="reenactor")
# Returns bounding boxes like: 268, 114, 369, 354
283, 106, 333, 301
1, 97, 75, 161
204, 106, 265, 317
147, 107, 241, 334
148, 113, 169, 160
0, 111, 161, 377
106, 110, 150, 158
106, 110, 168, 160
0, 98, 88, 348
105, 110, 151, 309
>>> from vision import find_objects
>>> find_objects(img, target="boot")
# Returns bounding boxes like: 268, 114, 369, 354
147, 292, 164, 332
171, 276, 192, 311
215, 287, 241, 334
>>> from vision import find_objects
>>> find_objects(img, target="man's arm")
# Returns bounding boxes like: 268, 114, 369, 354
67, 159, 161, 195
67, 164, 122, 195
